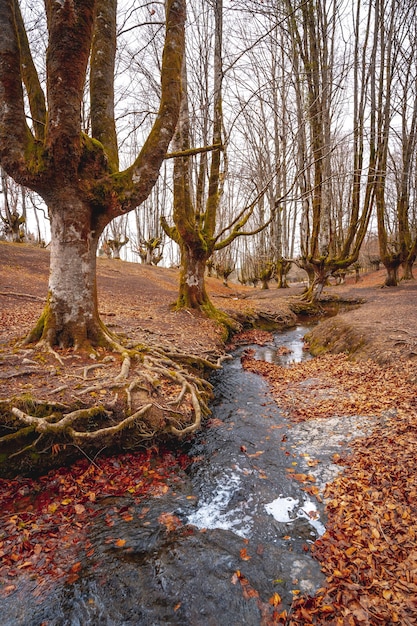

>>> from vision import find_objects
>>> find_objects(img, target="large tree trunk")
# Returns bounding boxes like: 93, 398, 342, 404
276, 258, 290, 289
383, 261, 400, 287
0, 0, 185, 350
301, 264, 331, 302
178, 244, 210, 310
402, 259, 414, 281
25, 193, 107, 348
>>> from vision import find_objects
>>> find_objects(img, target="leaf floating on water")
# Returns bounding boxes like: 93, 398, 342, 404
114, 538, 126, 547
239, 548, 251, 561
247, 450, 264, 458
231, 571, 240, 585
269, 592, 282, 606
158, 512, 182, 532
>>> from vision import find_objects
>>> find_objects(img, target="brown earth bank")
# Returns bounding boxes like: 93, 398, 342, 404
1, 242, 417, 623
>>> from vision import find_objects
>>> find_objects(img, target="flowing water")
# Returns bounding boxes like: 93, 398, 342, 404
2, 325, 335, 626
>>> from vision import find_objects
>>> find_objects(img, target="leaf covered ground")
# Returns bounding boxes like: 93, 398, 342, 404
0, 447, 191, 597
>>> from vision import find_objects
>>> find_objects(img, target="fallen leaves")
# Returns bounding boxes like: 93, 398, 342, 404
241, 351, 417, 423
239, 548, 251, 561
291, 399, 417, 623
114, 538, 126, 547
0, 447, 191, 596
158, 512, 182, 532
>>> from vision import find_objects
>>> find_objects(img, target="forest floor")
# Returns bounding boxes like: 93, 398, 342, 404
1, 241, 417, 624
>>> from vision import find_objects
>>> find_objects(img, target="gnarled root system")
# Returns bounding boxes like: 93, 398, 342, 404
0, 343, 228, 477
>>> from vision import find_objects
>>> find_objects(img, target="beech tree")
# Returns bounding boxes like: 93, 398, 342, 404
0, 0, 224, 466
372, 0, 417, 285
282, 0, 372, 301
162, 0, 276, 321
0, 0, 185, 349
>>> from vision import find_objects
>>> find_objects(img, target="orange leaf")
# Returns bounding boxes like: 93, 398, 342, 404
239, 548, 251, 561
158, 512, 182, 532
70, 561, 82, 573
269, 592, 282, 606
115, 538, 126, 547
231, 571, 240, 585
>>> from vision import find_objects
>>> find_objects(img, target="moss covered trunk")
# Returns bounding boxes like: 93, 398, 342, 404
178, 244, 211, 309
301, 264, 331, 302
383, 262, 400, 287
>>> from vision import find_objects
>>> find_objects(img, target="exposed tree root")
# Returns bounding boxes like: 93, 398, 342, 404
0, 340, 223, 476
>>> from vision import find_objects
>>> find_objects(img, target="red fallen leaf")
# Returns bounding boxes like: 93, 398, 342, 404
240, 445, 247, 453
66, 572, 79, 584
70, 561, 82, 573
240, 577, 259, 599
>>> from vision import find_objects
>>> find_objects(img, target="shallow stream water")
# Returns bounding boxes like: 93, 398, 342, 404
2, 325, 337, 626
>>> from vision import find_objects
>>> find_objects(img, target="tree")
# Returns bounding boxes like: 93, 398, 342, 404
0, 167, 26, 242
283, 0, 373, 301
162, 0, 276, 325
0, 0, 185, 349
101, 216, 129, 259
372, 0, 417, 285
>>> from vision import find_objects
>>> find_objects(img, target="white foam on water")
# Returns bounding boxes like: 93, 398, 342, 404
187, 466, 253, 537
265, 496, 326, 537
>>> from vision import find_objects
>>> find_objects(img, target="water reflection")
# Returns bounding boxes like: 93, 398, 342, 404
250, 325, 312, 366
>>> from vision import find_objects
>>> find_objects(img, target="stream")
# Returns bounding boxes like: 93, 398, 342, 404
3, 326, 339, 625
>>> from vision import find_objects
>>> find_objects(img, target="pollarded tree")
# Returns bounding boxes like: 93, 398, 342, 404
0, 0, 223, 465
0, 0, 185, 349
284, 0, 373, 301
373, 0, 417, 285
162, 0, 276, 325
